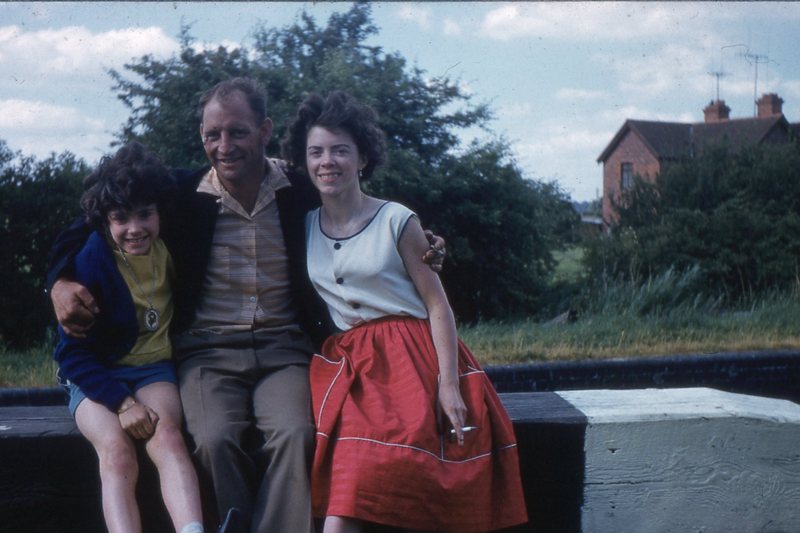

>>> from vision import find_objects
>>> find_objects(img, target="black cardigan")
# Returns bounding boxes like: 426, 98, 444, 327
47, 165, 336, 350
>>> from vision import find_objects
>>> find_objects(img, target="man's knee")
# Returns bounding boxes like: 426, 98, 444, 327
268, 417, 315, 457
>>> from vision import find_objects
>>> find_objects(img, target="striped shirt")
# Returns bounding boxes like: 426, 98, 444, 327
189, 158, 300, 334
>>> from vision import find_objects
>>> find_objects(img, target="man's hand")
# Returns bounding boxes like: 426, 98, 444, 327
422, 230, 446, 273
51, 278, 99, 338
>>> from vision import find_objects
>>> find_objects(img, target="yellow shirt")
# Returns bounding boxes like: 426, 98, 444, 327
113, 238, 174, 366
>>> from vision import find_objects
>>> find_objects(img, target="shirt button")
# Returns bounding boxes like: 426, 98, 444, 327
250, 296, 256, 302
336, 277, 344, 284
334, 242, 342, 250
351, 302, 361, 309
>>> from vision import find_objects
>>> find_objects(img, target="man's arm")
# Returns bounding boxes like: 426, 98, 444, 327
46, 218, 98, 337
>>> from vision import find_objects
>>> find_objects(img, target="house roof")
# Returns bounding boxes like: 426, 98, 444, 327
597, 115, 792, 163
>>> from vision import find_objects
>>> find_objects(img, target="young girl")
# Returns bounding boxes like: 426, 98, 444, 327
53, 142, 206, 533
282, 92, 528, 532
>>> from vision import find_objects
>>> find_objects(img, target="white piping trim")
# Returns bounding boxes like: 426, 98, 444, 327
316, 432, 517, 464
313, 354, 345, 427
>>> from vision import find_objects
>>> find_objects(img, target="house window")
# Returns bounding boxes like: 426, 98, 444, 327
620, 162, 634, 190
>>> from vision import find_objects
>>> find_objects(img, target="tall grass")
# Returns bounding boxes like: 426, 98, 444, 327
460, 269, 800, 365
0, 340, 58, 388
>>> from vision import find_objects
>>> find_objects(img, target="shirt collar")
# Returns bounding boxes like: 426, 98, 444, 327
196, 158, 291, 216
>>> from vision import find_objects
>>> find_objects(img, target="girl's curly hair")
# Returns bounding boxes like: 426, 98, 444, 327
280, 91, 386, 181
80, 142, 175, 233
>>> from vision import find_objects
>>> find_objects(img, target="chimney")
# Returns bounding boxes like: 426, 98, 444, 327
756, 93, 783, 118
703, 100, 730, 123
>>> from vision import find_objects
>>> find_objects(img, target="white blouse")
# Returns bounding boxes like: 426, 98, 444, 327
305, 201, 429, 332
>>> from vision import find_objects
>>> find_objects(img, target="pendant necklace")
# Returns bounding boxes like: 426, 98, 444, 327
117, 246, 160, 332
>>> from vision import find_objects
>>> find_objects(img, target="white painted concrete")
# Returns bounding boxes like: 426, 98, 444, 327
558, 388, 800, 533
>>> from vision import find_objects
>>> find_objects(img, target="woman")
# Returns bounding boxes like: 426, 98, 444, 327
282, 91, 528, 533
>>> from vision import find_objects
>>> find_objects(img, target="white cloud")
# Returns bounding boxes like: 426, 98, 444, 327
480, 2, 721, 42
0, 25, 178, 78
395, 4, 432, 30
556, 88, 606, 101
0, 99, 102, 130
592, 42, 712, 102
443, 18, 462, 37
497, 102, 534, 119
0, 24, 181, 161
0, 98, 110, 160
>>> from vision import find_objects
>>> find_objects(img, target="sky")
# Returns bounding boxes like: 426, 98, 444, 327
2, 2, 799, 202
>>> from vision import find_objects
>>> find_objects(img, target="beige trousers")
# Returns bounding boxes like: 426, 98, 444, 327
175, 328, 315, 533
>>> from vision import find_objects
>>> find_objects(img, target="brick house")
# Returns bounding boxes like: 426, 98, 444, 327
597, 93, 799, 226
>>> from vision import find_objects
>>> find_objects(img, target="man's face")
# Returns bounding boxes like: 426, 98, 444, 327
199, 91, 272, 189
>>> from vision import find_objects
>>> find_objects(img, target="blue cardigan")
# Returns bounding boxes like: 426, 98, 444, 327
53, 232, 142, 412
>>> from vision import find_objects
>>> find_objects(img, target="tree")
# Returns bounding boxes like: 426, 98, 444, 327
0, 140, 86, 347
109, 2, 578, 321
585, 140, 800, 299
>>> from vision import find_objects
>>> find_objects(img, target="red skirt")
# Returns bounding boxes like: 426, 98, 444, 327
310, 316, 528, 532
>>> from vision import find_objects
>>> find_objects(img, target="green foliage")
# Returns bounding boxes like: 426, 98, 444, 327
0, 140, 86, 347
108, 2, 578, 322
585, 140, 800, 299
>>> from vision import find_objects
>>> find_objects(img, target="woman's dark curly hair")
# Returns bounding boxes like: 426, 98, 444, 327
80, 142, 175, 233
280, 91, 386, 181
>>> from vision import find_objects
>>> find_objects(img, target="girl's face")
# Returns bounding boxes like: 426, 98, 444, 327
305, 126, 366, 199
107, 204, 160, 255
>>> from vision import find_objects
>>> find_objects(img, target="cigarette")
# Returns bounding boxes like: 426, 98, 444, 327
449, 426, 478, 435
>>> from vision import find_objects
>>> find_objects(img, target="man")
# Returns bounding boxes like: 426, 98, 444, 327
49, 77, 444, 532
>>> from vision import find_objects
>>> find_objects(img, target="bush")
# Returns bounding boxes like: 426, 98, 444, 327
0, 141, 86, 347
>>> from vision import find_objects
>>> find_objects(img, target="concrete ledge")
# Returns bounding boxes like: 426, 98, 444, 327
560, 388, 800, 533
2, 388, 800, 532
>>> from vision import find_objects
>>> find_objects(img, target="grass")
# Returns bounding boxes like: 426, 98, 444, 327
461, 305, 800, 366
0, 340, 59, 388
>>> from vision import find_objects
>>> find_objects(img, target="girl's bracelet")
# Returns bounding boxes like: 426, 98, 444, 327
117, 399, 137, 415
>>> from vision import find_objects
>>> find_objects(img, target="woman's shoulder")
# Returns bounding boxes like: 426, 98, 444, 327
377, 200, 416, 221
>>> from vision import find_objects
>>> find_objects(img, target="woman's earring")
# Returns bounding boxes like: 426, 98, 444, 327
358, 168, 364, 179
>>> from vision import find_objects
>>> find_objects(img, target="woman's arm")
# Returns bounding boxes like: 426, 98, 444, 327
398, 216, 467, 445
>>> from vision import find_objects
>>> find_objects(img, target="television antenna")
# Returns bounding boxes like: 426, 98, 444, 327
741, 51, 778, 116
708, 70, 728, 101
710, 44, 747, 102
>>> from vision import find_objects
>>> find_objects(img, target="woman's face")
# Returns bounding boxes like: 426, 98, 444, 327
305, 125, 366, 199
106, 203, 160, 255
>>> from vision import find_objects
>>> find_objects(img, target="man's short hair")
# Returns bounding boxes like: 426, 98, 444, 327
197, 77, 268, 124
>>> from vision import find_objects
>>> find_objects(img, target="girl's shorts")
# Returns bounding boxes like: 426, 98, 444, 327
62, 360, 177, 417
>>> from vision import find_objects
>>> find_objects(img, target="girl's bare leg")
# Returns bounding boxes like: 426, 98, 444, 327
136, 381, 204, 531
75, 398, 141, 533
323, 516, 362, 533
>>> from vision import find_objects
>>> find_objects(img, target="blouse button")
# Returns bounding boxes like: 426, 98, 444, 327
334, 242, 342, 250
336, 277, 344, 284
351, 302, 361, 309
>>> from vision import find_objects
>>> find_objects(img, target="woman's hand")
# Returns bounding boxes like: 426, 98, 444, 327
438, 381, 468, 446
117, 398, 159, 440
